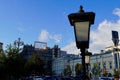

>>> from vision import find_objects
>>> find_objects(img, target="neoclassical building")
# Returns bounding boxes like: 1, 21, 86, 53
20, 42, 120, 77
52, 45, 120, 77
69, 45, 120, 77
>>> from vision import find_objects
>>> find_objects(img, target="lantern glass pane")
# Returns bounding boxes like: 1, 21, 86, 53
85, 56, 90, 64
74, 22, 89, 42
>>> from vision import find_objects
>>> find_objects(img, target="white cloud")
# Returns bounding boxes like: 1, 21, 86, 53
61, 41, 80, 55
39, 29, 62, 43
62, 8, 120, 54
39, 30, 49, 42
89, 18, 120, 53
49, 34, 62, 43
113, 8, 120, 17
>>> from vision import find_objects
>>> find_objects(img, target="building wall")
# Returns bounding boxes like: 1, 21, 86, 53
21, 43, 120, 77
69, 58, 81, 76
35, 48, 52, 74
52, 57, 67, 76
90, 52, 114, 77
52, 49, 79, 76
21, 44, 53, 75
68, 45, 120, 77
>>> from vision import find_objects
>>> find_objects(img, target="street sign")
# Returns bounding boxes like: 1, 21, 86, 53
112, 30, 119, 46
112, 31, 119, 39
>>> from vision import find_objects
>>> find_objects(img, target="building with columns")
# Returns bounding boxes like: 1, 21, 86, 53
21, 41, 120, 77
52, 45, 120, 77
52, 48, 79, 76
68, 45, 120, 77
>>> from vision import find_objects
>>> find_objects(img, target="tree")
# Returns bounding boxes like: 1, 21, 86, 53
113, 69, 120, 77
0, 47, 7, 79
5, 44, 24, 80
103, 67, 108, 77
91, 63, 101, 78
75, 63, 82, 76
24, 53, 45, 76
63, 65, 72, 76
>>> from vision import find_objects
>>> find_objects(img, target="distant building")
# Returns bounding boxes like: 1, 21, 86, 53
21, 44, 34, 59
52, 45, 60, 58
34, 46, 52, 75
52, 45, 79, 76
21, 41, 120, 77
21, 43, 53, 75
52, 51, 68, 76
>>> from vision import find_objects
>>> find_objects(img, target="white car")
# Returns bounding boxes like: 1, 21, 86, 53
99, 77, 114, 80
35, 78, 43, 80
34, 76, 44, 80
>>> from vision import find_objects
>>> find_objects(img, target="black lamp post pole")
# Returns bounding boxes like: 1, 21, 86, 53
81, 48, 86, 79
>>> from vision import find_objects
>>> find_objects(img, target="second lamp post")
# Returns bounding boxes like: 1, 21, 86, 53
68, 6, 95, 79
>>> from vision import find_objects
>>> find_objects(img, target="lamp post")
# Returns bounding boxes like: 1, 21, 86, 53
14, 37, 24, 49
85, 51, 92, 78
68, 6, 95, 79
112, 31, 119, 69
85, 51, 92, 64
112, 31, 119, 79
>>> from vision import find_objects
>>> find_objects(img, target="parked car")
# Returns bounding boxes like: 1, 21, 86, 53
27, 76, 44, 80
99, 77, 114, 80
35, 76, 44, 80
44, 76, 57, 80
61, 76, 75, 80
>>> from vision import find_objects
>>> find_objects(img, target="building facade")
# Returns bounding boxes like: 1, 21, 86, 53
21, 43, 53, 75
21, 42, 120, 77
52, 48, 79, 76
52, 45, 120, 77
68, 45, 120, 77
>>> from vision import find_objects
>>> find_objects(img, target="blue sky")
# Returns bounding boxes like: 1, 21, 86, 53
0, 0, 120, 54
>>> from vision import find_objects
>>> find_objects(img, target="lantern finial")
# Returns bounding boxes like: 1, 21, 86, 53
79, 5, 84, 13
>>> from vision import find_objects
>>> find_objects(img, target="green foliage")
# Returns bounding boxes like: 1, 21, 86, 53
5, 44, 19, 58
103, 68, 108, 77
75, 63, 82, 76
24, 53, 45, 76
5, 44, 24, 79
91, 63, 101, 77
0, 41, 47, 80
63, 65, 72, 76
114, 69, 120, 76
0, 47, 7, 79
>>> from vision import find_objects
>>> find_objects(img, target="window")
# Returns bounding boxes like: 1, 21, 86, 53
109, 61, 112, 69
103, 62, 106, 68
98, 62, 101, 69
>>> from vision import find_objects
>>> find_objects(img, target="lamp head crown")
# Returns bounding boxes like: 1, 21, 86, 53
79, 5, 84, 13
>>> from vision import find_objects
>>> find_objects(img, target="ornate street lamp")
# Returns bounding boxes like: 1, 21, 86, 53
14, 37, 24, 49
85, 51, 92, 64
68, 6, 95, 79
85, 51, 92, 78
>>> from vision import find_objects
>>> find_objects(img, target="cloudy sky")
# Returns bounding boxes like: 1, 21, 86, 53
0, 0, 120, 54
